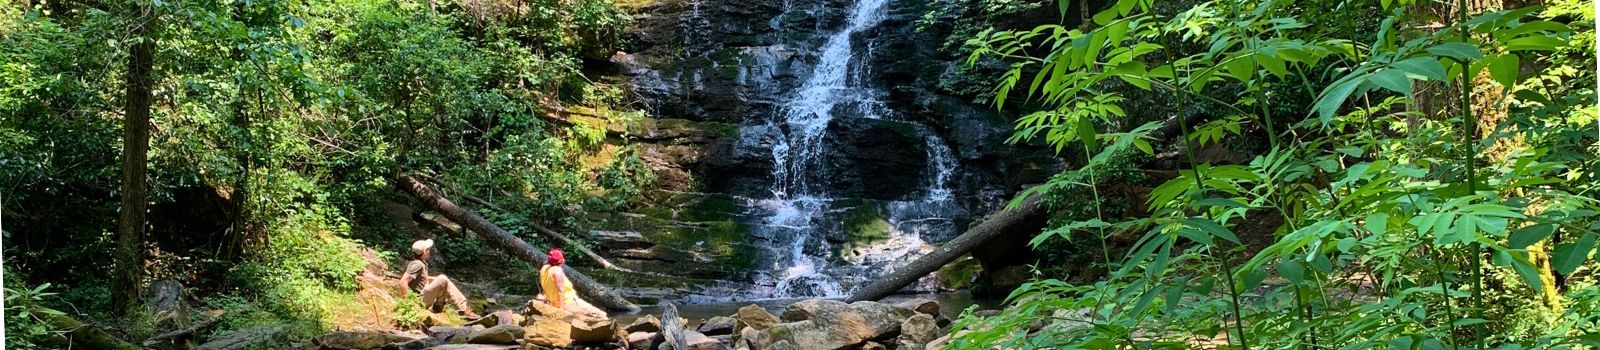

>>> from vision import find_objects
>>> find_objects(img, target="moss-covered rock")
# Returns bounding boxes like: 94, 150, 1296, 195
935, 255, 981, 290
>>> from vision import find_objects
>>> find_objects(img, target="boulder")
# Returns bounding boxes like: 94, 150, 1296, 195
894, 299, 940, 317
626, 314, 663, 333
428, 325, 484, 344
684, 330, 731, 350
749, 301, 914, 350
524, 300, 575, 322
314, 330, 424, 349
467, 324, 524, 345
194, 326, 283, 350
697, 316, 737, 336
570, 320, 623, 344
628, 331, 657, 349
522, 316, 572, 348
427, 312, 466, 327
897, 314, 938, 348
423, 345, 519, 350
766, 340, 798, 350
779, 299, 839, 322
736, 327, 760, 350
925, 334, 952, 350
735, 305, 779, 331
386, 338, 435, 350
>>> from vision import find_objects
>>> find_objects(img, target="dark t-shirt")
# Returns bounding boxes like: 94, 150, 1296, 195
403, 260, 429, 291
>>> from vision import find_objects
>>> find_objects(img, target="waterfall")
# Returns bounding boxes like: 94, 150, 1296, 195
727, 0, 967, 299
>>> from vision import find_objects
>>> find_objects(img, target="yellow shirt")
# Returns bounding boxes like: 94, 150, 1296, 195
539, 265, 578, 307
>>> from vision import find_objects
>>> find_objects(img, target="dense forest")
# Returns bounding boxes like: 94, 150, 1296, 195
2, 0, 1597, 349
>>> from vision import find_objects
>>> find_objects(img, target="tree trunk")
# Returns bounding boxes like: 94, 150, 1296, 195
395, 174, 640, 312
112, 5, 157, 316
847, 194, 1044, 302
461, 194, 631, 272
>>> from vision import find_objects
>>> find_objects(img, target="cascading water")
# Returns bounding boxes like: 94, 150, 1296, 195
735, 0, 965, 299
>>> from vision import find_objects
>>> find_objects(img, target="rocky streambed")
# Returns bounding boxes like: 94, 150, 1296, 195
303, 298, 958, 350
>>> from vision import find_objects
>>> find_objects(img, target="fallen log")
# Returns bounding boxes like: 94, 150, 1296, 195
846, 193, 1045, 302
461, 194, 632, 273
35, 307, 141, 350
396, 173, 641, 312
142, 310, 226, 347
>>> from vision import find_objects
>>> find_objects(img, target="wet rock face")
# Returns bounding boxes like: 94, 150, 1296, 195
620, 0, 1053, 206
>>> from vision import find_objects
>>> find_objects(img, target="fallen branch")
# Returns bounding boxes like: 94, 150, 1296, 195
462, 195, 633, 273
847, 193, 1045, 302
396, 173, 640, 312
141, 310, 226, 347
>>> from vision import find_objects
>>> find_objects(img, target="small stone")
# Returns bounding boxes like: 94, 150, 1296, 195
899, 314, 939, 346
626, 314, 663, 333
468, 324, 525, 345
895, 298, 941, 316
684, 330, 730, 350
696, 316, 737, 336
861, 341, 887, 350
628, 331, 657, 349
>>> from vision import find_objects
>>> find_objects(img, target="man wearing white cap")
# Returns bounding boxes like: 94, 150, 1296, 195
399, 239, 479, 318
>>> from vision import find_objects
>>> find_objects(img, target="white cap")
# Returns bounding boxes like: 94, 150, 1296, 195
411, 239, 434, 255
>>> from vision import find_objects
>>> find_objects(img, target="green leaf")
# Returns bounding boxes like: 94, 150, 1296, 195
1194, 197, 1250, 209
1182, 218, 1242, 245
1509, 223, 1555, 249
1426, 42, 1483, 61
1553, 233, 1596, 275
1336, 237, 1357, 253
1494, 250, 1545, 294
1277, 259, 1306, 284
1485, 53, 1519, 87
1392, 57, 1447, 81
1368, 68, 1413, 94
1163, 283, 1185, 314
1505, 35, 1565, 51
1313, 76, 1362, 121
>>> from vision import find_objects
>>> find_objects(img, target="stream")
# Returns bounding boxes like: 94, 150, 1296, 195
609, 291, 1001, 324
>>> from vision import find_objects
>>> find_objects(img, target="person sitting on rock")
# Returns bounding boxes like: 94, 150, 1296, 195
399, 239, 479, 319
538, 248, 608, 321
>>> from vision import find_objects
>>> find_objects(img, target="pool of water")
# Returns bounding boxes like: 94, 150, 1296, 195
608, 290, 1002, 325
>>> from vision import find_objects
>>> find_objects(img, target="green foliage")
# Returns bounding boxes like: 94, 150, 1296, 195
1, 0, 648, 344
389, 293, 430, 329
957, 0, 1598, 348
3, 272, 63, 350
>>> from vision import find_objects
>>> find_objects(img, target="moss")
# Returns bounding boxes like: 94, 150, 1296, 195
839, 202, 891, 243
936, 255, 982, 290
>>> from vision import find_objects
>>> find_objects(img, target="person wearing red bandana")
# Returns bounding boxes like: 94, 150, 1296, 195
538, 248, 607, 321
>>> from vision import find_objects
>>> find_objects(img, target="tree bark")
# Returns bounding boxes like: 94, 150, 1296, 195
395, 173, 640, 312
112, 4, 157, 316
847, 193, 1044, 302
